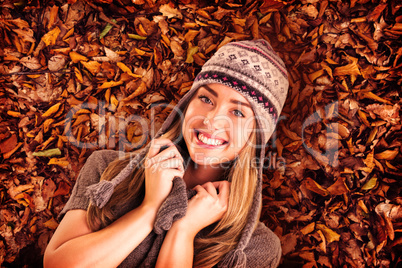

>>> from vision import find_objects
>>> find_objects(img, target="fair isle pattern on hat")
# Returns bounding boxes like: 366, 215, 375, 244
191, 39, 289, 144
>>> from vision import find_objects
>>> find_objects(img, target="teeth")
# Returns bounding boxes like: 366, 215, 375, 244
198, 133, 224, 146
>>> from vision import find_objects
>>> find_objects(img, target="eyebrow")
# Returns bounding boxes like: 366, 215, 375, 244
230, 99, 252, 108
202, 85, 218, 97
201, 85, 252, 109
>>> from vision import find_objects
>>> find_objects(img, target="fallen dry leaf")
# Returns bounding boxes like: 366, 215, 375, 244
1, 1, 401, 267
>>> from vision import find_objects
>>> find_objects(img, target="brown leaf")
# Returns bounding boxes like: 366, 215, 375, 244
365, 103, 400, 122
327, 177, 350, 195
0, 134, 18, 154
159, 4, 182, 19
281, 232, 298, 255
170, 40, 185, 58
122, 81, 147, 102
48, 55, 67, 72
333, 56, 361, 77
212, 7, 232, 20
367, 4, 387, 21
375, 203, 402, 221
20, 56, 42, 70
303, 177, 329, 196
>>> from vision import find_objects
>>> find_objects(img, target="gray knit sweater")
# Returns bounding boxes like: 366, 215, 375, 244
59, 149, 282, 267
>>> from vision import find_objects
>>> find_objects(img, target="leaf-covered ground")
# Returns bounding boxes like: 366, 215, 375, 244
0, 0, 401, 267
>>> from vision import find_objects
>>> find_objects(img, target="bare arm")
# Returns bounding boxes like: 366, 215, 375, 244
44, 139, 184, 267
44, 204, 157, 268
155, 181, 230, 268
154, 220, 195, 268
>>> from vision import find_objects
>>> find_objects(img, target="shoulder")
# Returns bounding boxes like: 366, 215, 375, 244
75, 149, 135, 189
244, 222, 282, 267
85, 149, 122, 170
75, 150, 123, 184
58, 150, 124, 220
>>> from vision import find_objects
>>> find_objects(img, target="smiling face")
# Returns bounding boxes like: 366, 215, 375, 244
182, 83, 255, 167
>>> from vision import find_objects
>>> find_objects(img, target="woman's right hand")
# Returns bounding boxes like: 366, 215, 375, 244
143, 138, 184, 210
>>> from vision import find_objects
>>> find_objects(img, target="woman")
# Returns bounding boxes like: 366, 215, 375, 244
44, 39, 289, 267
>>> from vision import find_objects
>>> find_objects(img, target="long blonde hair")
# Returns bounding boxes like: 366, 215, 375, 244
87, 115, 259, 267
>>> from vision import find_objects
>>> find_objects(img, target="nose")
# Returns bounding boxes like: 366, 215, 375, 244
204, 110, 231, 131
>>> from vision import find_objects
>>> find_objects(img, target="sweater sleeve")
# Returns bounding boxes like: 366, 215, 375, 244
58, 150, 121, 221
244, 222, 282, 268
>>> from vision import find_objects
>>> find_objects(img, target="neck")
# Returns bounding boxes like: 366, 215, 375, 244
183, 161, 226, 189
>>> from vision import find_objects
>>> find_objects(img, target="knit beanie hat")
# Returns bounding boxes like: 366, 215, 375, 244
86, 39, 289, 209
192, 39, 288, 144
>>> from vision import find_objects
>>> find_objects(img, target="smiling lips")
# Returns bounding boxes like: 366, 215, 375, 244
195, 130, 228, 147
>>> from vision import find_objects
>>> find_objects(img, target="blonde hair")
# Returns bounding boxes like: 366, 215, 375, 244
87, 116, 259, 267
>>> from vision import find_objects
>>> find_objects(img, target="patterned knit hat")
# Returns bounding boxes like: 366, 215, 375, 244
86, 39, 289, 209
191, 39, 289, 144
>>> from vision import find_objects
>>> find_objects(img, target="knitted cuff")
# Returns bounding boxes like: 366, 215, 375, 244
154, 177, 191, 234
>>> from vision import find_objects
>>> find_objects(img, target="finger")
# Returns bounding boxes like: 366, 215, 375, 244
202, 182, 218, 198
193, 185, 207, 195
151, 145, 183, 164
147, 138, 174, 159
151, 162, 184, 178
212, 181, 230, 201
170, 169, 185, 180
157, 158, 184, 171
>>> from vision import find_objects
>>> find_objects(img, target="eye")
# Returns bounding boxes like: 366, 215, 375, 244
198, 95, 213, 105
233, 110, 245, 117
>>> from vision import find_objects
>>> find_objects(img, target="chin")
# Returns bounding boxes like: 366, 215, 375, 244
189, 151, 235, 168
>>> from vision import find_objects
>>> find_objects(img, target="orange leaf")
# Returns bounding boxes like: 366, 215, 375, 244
43, 118, 55, 133
98, 80, 123, 89
301, 222, 315, 235
70, 51, 88, 63
316, 223, 340, 243
47, 5, 59, 29
81, 61, 101, 75
42, 103, 62, 118
122, 81, 147, 102
7, 111, 21, 117
117, 62, 142, 78
41, 27, 61, 46
333, 56, 361, 76
44, 218, 59, 229
375, 150, 399, 160
360, 91, 392, 105
196, 9, 211, 20
184, 30, 199, 43
48, 157, 69, 167
74, 67, 83, 83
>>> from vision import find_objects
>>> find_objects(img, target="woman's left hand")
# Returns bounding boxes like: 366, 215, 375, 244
156, 181, 229, 267
178, 181, 230, 237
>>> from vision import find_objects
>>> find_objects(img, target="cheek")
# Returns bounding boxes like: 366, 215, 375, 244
183, 102, 196, 127
234, 120, 254, 147
231, 122, 244, 147
183, 102, 208, 128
